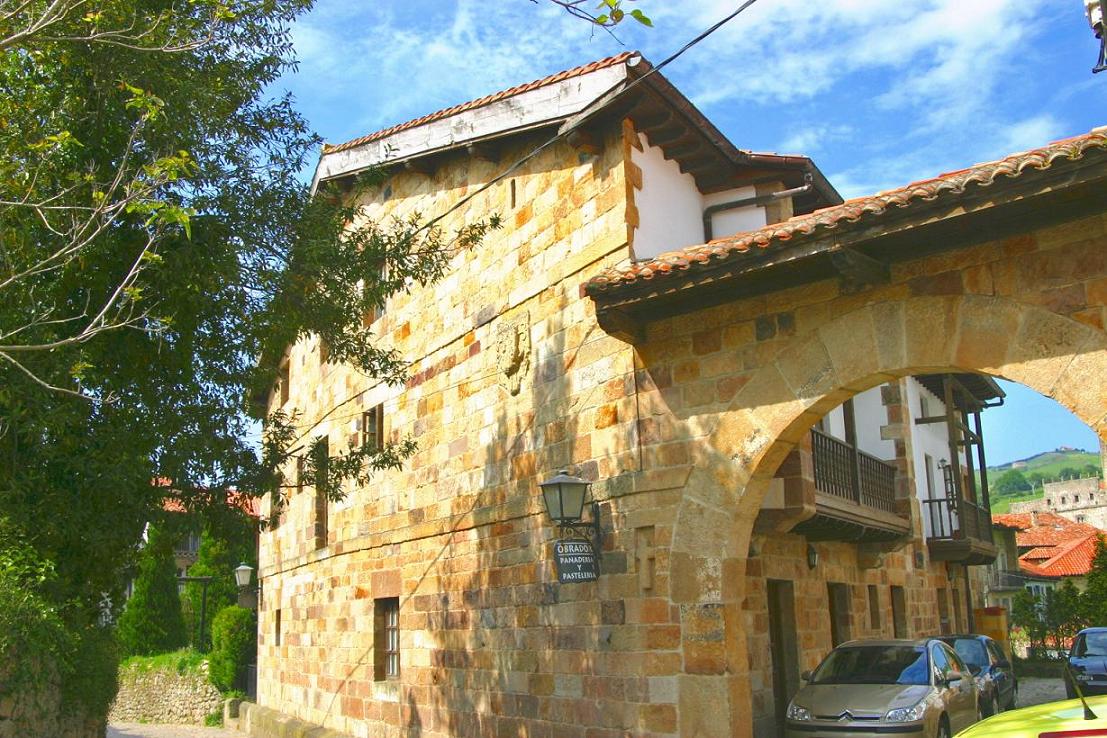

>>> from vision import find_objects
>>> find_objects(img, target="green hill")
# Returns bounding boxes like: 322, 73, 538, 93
982, 447, 1101, 512
990, 448, 1100, 479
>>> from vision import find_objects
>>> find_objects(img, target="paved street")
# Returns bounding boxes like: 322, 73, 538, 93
108, 724, 244, 738
1017, 676, 1068, 708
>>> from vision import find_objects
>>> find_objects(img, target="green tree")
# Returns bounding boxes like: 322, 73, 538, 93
0, 0, 647, 717
1043, 581, 1084, 653
1082, 535, 1107, 624
1011, 589, 1047, 656
1059, 466, 1080, 480
1082, 463, 1101, 479
208, 605, 256, 693
183, 521, 256, 651
115, 527, 187, 656
993, 469, 1033, 496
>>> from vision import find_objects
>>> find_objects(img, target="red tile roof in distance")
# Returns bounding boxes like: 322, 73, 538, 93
1020, 533, 1105, 578
322, 52, 638, 156
586, 127, 1107, 294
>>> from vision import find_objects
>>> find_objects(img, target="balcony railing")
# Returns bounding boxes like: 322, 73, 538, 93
990, 570, 1026, 590
921, 496, 992, 542
811, 428, 898, 514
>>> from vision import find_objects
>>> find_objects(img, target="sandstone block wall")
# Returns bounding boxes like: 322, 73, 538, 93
258, 95, 1107, 738
108, 661, 223, 725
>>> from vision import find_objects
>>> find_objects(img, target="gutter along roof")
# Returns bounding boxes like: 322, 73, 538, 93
583, 126, 1107, 342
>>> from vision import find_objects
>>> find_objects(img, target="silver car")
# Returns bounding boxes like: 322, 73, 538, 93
785, 639, 980, 738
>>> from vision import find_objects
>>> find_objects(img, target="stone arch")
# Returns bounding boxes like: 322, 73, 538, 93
670, 293, 1107, 737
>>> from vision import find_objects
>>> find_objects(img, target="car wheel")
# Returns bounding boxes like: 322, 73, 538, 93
936, 716, 951, 738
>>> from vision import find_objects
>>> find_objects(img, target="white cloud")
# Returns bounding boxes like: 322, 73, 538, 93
279, 0, 1083, 201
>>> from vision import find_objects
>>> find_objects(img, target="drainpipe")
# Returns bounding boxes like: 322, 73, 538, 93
702, 179, 813, 241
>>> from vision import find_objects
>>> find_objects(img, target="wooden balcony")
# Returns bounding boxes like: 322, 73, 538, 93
922, 497, 997, 565
791, 429, 910, 543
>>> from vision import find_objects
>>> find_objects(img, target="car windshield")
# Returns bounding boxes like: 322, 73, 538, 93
811, 645, 929, 685
1075, 632, 1107, 657
949, 638, 987, 668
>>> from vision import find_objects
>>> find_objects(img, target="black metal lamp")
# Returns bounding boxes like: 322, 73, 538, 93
806, 544, 819, 570
1087, 0, 1107, 73
539, 470, 602, 556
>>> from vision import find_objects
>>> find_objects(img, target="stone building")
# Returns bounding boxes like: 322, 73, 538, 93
1009, 471, 1107, 529
256, 53, 1107, 738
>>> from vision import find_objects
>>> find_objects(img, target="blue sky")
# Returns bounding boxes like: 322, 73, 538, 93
276, 0, 1105, 466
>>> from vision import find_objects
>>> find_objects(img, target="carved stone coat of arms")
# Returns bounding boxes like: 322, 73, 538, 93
496, 314, 531, 396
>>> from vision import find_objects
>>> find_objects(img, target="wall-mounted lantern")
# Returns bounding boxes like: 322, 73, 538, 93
235, 562, 258, 610
806, 544, 819, 570
1087, 0, 1107, 73
539, 470, 602, 583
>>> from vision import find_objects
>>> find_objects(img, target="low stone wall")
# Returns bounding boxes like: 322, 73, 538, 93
108, 661, 222, 725
227, 701, 352, 738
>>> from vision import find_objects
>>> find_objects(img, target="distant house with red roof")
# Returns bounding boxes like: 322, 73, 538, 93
987, 512, 1106, 606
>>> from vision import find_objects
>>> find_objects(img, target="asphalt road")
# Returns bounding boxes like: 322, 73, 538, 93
1017, 676, 1068, 708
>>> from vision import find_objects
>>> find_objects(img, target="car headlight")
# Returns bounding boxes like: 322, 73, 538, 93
786, 703, 812, 721
885, 703, 926, 722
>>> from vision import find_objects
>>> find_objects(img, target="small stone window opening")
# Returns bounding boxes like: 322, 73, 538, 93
278, 361, 290, 406
1062, 496, 1067, 505
868, 584, 881, 631
362, 405, 384, 451
313, 437, 329, 550
275, 608, 282, 647
510, 179, 516, 209
1075, 494, 1081, 503
374, 597, 400, 680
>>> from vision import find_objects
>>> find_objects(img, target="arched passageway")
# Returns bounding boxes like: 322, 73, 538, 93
660, 294, 1107, 737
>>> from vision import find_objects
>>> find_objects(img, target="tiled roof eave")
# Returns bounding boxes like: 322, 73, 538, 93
586, 128, 1107, 298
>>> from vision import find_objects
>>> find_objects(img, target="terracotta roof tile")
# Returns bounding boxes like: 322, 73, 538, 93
1020, 533, 1105, 578
322, 52, 637, 156
1018, 520, 1101, 548
586, 127, 1107, 295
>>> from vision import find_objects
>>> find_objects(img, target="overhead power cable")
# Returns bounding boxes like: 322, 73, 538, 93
414, 0, 763, 234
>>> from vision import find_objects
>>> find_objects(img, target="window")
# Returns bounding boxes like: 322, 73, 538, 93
313, 437, 329, 549
510, 178, 517, 209
1078, 515, 1087, 523
827, 583, 851, 647
868, 584, 881, 631
319, 337, 330, 365
278, 361, 290, 406
275, 608, 282, 647
919, 393, 931, 420
362, 405, 384, 451
891, 586, 907, 638
296, 455, 306, 493
374, 597, 400, 680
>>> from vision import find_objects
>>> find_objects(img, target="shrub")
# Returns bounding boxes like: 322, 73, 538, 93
116, 526, 188, 656
63, 626, 120, 719
182, 522, 255, 651
208, 605, 256, 693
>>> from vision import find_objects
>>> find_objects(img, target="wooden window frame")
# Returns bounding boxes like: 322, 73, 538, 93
374, 597, 400, 680
362, 405, 384, 451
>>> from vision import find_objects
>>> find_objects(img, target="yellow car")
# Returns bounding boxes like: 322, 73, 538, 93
954, 694, 1107, 737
